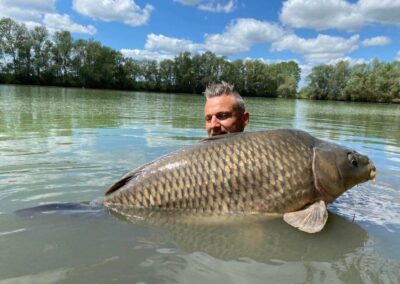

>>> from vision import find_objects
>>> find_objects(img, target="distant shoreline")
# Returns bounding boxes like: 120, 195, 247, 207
2, 83, 399, 104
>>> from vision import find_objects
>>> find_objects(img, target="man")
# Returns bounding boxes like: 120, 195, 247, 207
204, 82, 249, 137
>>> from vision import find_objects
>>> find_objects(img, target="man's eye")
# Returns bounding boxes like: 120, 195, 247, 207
205, 116, 211, 122
216, 112, 231, 120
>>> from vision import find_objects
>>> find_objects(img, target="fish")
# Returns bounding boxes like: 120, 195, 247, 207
102, 129, 377, 233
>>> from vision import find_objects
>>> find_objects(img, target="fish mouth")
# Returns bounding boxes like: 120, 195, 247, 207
369, 163, 377, 181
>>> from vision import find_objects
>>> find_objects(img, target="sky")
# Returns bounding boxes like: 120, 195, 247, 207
1, 0, 400, 79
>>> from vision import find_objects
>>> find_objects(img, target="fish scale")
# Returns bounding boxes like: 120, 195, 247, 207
103, 129, 375, 220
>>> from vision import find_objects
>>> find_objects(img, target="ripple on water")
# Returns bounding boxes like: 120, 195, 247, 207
0, 228, 27, 237
330, 182, 400, 228
17, 192, 65, 202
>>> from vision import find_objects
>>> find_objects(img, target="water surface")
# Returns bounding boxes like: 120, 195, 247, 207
1, 85, 400, 283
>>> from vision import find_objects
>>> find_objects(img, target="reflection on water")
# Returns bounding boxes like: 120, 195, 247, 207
0, 85, 204, 139
109, 208, 368, 262
1, 84, 400, 283
2, 209, 400, 283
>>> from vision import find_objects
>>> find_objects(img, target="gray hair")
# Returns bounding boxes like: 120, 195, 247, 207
203, 81, 246, 114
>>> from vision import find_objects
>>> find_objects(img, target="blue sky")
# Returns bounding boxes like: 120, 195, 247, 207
1, 0, 400, 78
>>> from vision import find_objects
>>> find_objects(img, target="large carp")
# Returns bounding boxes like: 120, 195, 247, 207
102, 129, 376, 233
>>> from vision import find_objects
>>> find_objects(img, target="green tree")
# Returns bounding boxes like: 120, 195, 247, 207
1, 20, 305, 99
270, 61, 301, 98
0, 18, 32, 81
220, 59, 245, 93
71, 39, 123, 88
159, 59, 175, 92
332, 61, 350, 100
304, 59, 400, 102
304, 64, 336, 100
30, 26, 52, 83
52, 31, 73, 84
173, 52, 193, 93
122, 57, 143, 89
343, 63, 374, 102
141, 59, 160, 91
243, 60, 274, 97
277, 76, 298, 98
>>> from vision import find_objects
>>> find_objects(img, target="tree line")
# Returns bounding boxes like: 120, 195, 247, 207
300, 59, 400, 103
0, 17, 300, 98
2, 17, 399, 103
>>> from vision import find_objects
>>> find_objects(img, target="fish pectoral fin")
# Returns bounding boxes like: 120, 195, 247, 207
283, 200, 328, 233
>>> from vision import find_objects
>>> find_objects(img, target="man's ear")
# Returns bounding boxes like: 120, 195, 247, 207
243, 111, 249, 126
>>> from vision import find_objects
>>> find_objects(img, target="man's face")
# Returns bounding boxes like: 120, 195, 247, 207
204, 95, 249, 137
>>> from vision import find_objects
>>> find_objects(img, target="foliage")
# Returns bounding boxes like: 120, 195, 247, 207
2, 17, 399, 103
302, 59, 400, 103
0, 17, 300, 98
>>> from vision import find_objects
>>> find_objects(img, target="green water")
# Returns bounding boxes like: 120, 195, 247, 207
1, 84, 400, 283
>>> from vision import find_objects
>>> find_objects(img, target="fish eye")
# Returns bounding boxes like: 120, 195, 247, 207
351, 158, 358, 167
347, 153, 358, 167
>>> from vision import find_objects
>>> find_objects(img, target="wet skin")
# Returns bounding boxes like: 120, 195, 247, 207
204, 95, 249, 137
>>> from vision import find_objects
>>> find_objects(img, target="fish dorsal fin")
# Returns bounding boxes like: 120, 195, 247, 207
283, 200, 328, 233
200, 132, 242, 143
105, 175, 134, 195
105, 164, 149, 195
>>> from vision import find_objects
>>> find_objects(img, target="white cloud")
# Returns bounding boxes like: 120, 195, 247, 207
205, 18, 285, 55
280, 0, 363, 31
243, 57, 300, 65
362, 36, 391, 46
0, 0, 97, 34
121, 34, 205, 61
72, 0, 154, 26
119, 18, 285, 60
324, 56, 370, 66
174, 0, 201, 5
174, 0, 236, 13
145, 33, 204, 54
0, 0, 55, 13
121, 19, 283, 60
358, 0, 400, 25
43, 14, 97, 35
0, 0, 55, 22
198, 0, 236, 13
271, 34, 360, 64
122, 33, 210, 61
120, 49, 175, 61
280, 0, 400, 31
121, 18, 360, 65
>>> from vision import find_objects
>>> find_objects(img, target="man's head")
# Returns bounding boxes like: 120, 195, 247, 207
204, 82, 249, 137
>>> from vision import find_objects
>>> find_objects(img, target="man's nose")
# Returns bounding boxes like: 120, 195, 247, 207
210, 116, 221, 127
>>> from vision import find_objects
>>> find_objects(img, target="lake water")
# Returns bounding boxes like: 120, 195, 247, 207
1, 84, 399, 283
